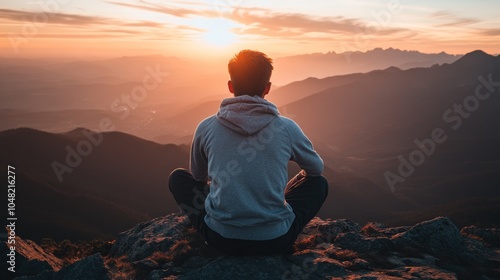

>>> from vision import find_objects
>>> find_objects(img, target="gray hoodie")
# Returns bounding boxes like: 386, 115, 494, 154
190, 95, 323, 240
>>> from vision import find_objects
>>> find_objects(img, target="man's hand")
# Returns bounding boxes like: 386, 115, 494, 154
286, 170, 307, 189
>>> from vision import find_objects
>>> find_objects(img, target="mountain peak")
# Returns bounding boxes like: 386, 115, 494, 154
384, 66, 402, 73
8, 214, 500, 279
466, 49, 489, 56
452, 50, 495, 66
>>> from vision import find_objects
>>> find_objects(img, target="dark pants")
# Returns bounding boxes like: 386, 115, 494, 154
168, 168, 328, 255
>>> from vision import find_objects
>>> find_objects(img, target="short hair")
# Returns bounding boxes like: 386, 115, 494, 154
228, 50, 273, 97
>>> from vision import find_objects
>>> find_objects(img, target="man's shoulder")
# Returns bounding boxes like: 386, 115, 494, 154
275, 116, 305, 136
276, 115, 296, 124
200, 115, 217, 124
276, 115, 301, 129
196, 115, 217, 131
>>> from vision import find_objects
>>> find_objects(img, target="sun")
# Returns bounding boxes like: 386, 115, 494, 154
203, 25, 237, 46
192, 18, 239, 47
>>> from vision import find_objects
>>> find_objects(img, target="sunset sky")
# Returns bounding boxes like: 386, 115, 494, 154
1, 0, 499, 58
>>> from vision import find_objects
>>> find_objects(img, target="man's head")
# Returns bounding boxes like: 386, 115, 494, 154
228, 50, 273, 98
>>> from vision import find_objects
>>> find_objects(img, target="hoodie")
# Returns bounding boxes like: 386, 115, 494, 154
190, 95, 324, 240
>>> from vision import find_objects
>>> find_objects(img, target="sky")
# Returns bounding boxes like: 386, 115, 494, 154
0, 0, 499, 59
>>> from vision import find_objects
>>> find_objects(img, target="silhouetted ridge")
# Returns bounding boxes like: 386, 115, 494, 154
383, 66, 402, 72
0, 127, 65, 145
0, 127, 46, 136
62, 127, 94, 137
0, 127, 189, 241
452, 50, 496, 67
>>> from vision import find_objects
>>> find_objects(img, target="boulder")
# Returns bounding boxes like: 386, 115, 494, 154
334, 232, 394, 254
110, 214, 190, 262
391, 217, 486, 264
49, 253, 110, 280
1, 231, 63, 279
461, 225, 500, 247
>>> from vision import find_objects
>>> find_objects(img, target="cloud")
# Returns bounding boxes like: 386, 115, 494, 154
124, 21, 166, 28
426, 10, 499, 44
230, 11, 360, 34
225, 8, 410, 43
105, 1, 408, 39
0, 8, 110, 26
478, 28, 500, 36
0, 8, 189, 40
106, 0, 214, 18
0, 33, 126, 39
429, 11, 479, 28
0, 8, 165, 29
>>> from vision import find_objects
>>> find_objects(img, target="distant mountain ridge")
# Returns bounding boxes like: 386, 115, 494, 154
0, 127, 188, 241
272, 47, 462, 85
0, 48, 466, 144
273, 50, 500, 227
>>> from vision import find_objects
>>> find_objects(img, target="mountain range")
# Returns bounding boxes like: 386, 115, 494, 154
272, 48, 461, 85
0, 128, 187, 240
0, 49, 499, 242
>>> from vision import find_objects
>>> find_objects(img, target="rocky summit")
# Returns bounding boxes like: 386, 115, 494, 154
4, 214, 500, 280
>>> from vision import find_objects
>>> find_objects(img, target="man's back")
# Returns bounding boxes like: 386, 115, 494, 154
191, 95, 323, 240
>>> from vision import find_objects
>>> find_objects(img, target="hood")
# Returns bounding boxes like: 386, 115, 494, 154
216, 95, 279, 136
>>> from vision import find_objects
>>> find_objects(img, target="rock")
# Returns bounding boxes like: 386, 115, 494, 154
16, 259, 53, 277
49, 253, 111, 280
132, 259, 159, 271
342, 258, 372, 271
13, 254, 111, 280
334, 232, 394, 254
401, 254, 438, 266
288, 249, 349, 278
1, 231, 64, 280
13, 270, 54, 280
407, 266, 457, 279
392, 217, 485, 263
110, 214, 190, 262
385, 255, 405, 267
461, 225, 500, 247
1, 231, 64, 277
148, 269, 175, 280
347, 266, 457, 280
311, 257, 348, 278
361, 222, 410, 238
182, 255, 293, 280
10, 213, 500, 279
181, 256, 210, 269
345, 272, 403, 280
304, 218, 362, 244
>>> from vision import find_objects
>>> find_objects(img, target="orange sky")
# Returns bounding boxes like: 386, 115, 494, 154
1, 0, 499, 58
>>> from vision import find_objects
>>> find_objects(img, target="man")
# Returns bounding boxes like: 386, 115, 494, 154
169, 49, 328, 255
